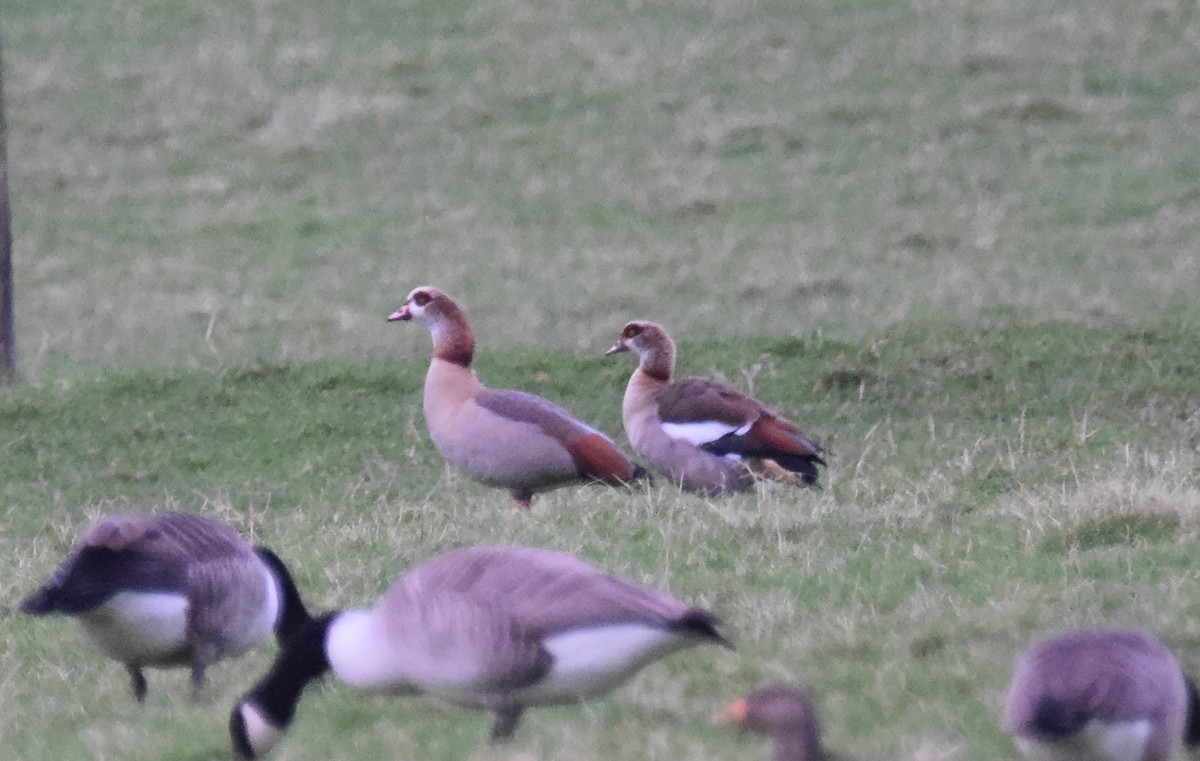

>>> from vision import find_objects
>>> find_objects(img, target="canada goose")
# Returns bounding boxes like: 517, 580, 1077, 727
230, 544, 732, 758
388, 286, 645, 506
1004, 628, 1200, 761
715, 683, 828, 761
605, 321, 826, 495
21, 511, 310, 702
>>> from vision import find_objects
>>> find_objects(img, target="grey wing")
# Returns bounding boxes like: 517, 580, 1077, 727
476, 389, 603, 444
1008, 630, 1181, 728
186, 556, 273, 655
21, 512, 245, 615
83, 511, 252, 560
377, 575, 553, 694
405, 546, 692, 637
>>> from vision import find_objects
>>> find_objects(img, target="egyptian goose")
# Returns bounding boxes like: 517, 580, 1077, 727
605, 321, 826, 495
229, 544, 732, 758
389, 286, 644, 506
1004, 628, 1200, 761
21, 511, 310, 702
715, 683, 828, 761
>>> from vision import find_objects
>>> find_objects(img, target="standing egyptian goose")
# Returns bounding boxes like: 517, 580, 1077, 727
1004, 628, 1200, 761
605, 321, 826, 495
229, 544, 732, 758
20, 511, 310, 702
715, 683, 828, 761
389, 286, 644, 506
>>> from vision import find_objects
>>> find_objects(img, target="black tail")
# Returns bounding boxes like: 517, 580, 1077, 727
770, 452, 826, 486
1184, 675, 1200, 748
672, 608, 735, 650
1028, 695, 1086, 738
19, 585, 60, 615
19, 546, 181, 615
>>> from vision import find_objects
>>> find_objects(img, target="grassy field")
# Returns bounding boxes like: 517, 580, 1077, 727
3, 0, 1200, 759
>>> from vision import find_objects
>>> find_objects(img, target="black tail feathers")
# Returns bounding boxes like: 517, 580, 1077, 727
672, 609, 735, 650
1028, 695, 1087, 738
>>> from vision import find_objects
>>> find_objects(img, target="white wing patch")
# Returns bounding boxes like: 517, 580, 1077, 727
660, 421, 738, 446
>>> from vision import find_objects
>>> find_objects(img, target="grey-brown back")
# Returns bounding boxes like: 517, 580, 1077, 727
22, 511, 256, 614
385, 546, 703, 638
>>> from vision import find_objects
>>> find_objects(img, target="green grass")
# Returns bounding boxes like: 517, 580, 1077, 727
4, 319, 1200, 760
3, 0, 1200, 759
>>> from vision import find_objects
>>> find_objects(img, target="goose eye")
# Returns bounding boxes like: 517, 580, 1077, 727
624, 324, 643, 339
413, 291, 431, 307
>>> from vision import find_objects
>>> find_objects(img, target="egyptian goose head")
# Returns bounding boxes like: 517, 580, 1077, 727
387, 285, 474, 367
605, 320, 676, 382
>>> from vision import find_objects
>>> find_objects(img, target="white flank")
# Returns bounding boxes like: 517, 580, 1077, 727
1015, 718, 1152, 761
238, 702, 285, 758
660, 421, 737, 446
78, 591, 189, 663
521, 623, 686, 703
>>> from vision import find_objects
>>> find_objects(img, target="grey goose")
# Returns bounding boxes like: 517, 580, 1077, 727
230, 544, 732, 758
715, 683, 829, 761
605, 321, 826, 495
21, 511, 309, 701
1004, 628, 1200, 761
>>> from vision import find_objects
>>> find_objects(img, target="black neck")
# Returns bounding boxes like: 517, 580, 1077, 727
254, 546, 314, 643
246, 612, 336, 727
1184, 675, 1200, 748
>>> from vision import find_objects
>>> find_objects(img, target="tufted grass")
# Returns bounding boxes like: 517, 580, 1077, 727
3, 319, 1200, 760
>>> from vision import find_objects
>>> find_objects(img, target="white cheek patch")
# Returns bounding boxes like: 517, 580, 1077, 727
238, 702, 285, 758
660, 421, 738, 446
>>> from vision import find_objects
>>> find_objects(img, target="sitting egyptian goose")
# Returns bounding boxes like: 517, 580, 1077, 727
1004, 628, 1200, 761
230, 544, 732, 758
715, 683, 829, 761
389, 286, 644, 506
605, 321, 826, 495
21, 511, 310, 702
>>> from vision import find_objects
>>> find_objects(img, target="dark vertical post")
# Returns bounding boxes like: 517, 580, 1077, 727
0, 20, 15, 381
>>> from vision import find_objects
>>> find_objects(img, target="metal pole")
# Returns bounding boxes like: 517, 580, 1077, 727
0, 20, 16, 381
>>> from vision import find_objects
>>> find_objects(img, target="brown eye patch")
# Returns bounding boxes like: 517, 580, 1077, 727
413, 291, 432, 307
623, 324, 643, 339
